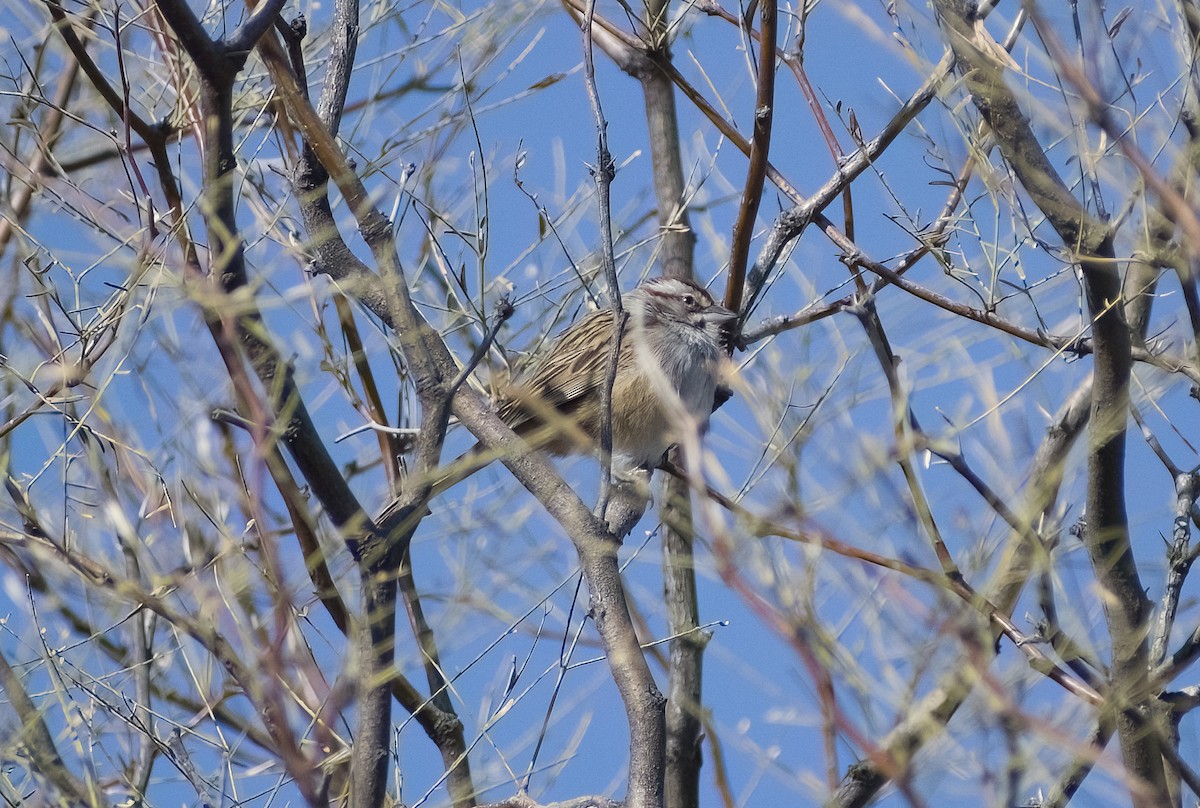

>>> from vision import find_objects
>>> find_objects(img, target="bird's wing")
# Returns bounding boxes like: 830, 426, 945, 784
498, 308, 614, 424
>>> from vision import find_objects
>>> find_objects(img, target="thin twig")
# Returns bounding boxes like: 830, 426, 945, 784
1151, 473, 1199, 666
581, 0, 625, 520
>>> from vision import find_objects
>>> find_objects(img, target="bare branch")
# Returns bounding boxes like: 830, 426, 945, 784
1151, 473, 1200, 666
723, 0, 775, 317
0, 644, 98, 805
934, 0, 1163, 802
829, 380, 1092, 806
580, 0, 625, 521
226, 0, 288, 56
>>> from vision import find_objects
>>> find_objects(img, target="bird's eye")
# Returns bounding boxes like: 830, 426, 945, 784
682, 294, 696, 307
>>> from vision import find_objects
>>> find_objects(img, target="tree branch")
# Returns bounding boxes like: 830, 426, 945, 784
0, 644, 98, 805
724, 0, 775, 317
933, 0, 1164, 803
829, 381, 1091, 806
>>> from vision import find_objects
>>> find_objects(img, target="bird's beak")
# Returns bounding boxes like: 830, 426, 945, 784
702, 303, 738, 324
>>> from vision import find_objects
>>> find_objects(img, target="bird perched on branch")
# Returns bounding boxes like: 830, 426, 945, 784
496, 275, 734, 470
378, 275, 735, 532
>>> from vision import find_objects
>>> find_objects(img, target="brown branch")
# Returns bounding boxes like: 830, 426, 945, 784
635, 3, 696, 283
829, 380, 1092, 806
278, 6, 396, 331
723, 0, 775, 317
262, 14, 674, 808
933, 0, 1164, 804
149, 4, 424, 803
618, 0, 708, 803
851, 298, 959, 576
575, 4, 665, 800
264, 30, 468, 807
260, 24, 474, 804
43, 1, 160, 141
450, 391, 667, 808
272, 13, 478, 805
44, 7, 467, 801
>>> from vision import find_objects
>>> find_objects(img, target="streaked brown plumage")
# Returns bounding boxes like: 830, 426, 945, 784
495, 275, 734, 470
378, 276, 734, 521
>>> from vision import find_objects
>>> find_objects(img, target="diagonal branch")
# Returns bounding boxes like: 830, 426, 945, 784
0, 644, 98, 805
226, 0, 286, 55
148, 6, 428, 805
829, 382, 1092, 806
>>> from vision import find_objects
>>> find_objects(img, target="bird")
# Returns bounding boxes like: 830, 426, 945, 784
378, 276, 735, 526
494, 275, 735, 472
